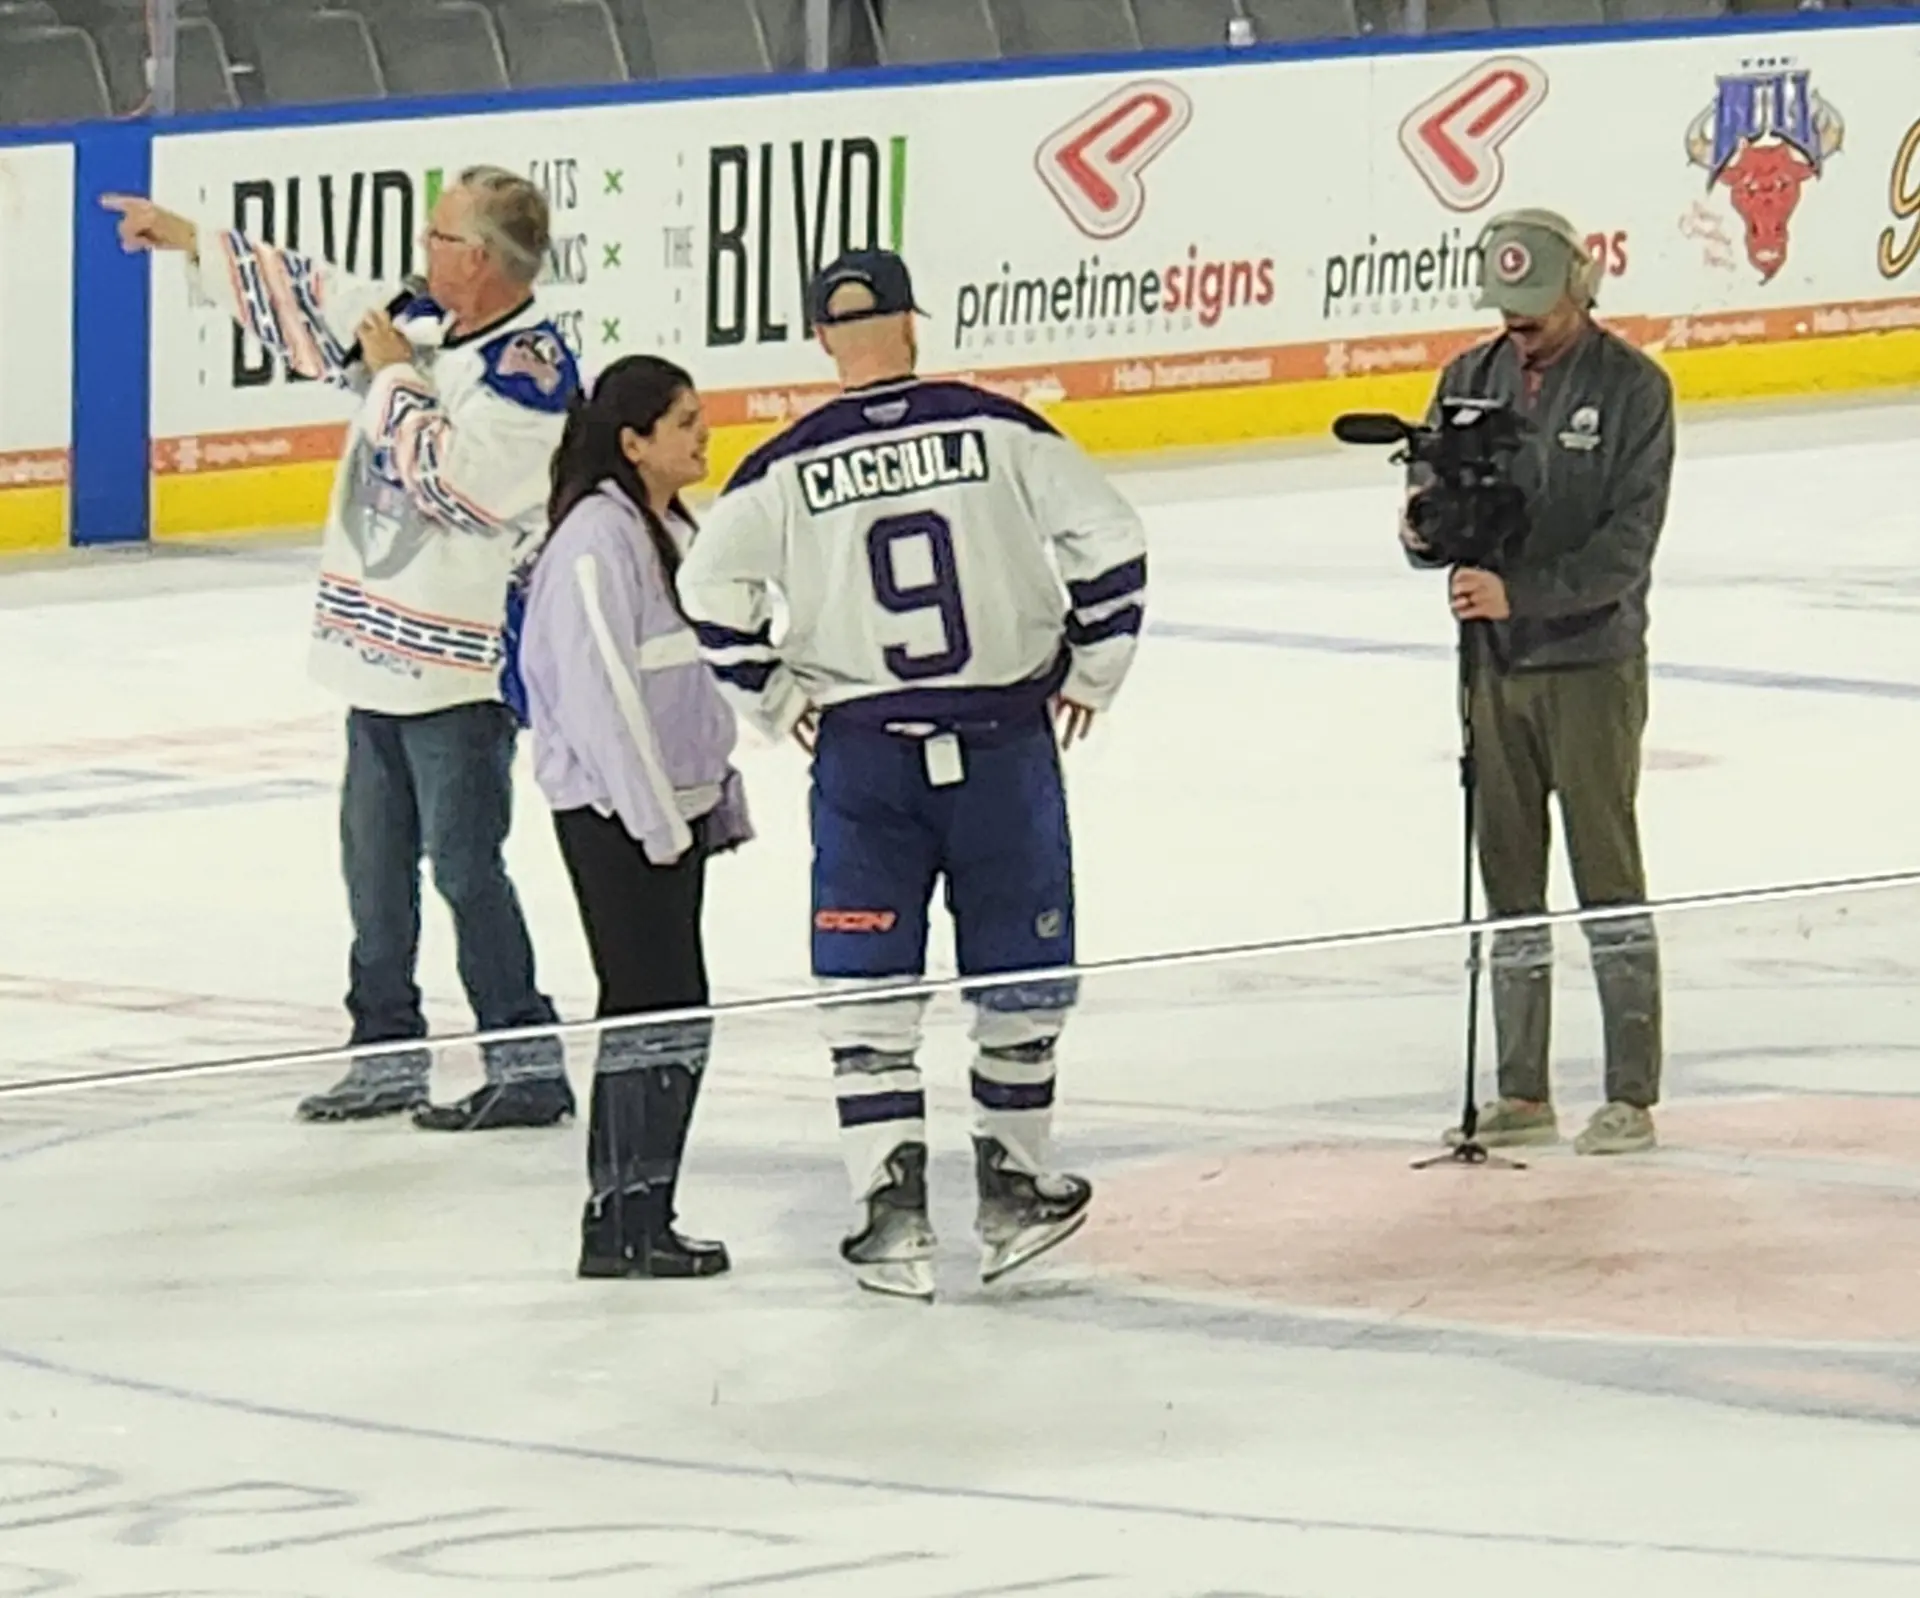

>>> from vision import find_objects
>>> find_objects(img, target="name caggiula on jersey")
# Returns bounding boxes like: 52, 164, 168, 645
799, 428, 991, 515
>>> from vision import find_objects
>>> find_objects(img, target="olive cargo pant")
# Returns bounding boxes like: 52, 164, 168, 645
1469, 653, 1663, 1108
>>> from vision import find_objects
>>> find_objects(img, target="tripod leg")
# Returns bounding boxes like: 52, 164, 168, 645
1413, 619, 1524, 1172
1457, 619, 1482, 1141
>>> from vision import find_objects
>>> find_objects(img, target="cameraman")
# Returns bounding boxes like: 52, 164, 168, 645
1404, 209, 1675, 1158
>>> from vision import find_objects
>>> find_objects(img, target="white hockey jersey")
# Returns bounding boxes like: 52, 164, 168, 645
676, 377, 1147, 741
192, 229, 578, 716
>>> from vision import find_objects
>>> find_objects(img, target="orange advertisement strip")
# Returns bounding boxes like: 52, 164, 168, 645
150, 293, 1920, 476
695, 335, 1474, 430
696, 296, 1920, 427
151, 424, 345, 475
0, 449, 70, 489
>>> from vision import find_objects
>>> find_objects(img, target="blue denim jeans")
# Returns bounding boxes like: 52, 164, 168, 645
340, 702, 562, 1082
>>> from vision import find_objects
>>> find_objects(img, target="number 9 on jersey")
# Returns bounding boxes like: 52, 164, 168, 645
866, 512, 974, 682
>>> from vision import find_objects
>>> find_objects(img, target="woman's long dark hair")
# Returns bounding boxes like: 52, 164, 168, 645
548, 355, 699, 607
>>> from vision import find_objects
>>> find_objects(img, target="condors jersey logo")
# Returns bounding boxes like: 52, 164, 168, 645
800, 430, 991, 514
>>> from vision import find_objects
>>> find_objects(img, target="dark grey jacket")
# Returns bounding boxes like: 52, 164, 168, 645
1409, 323, 1675, 671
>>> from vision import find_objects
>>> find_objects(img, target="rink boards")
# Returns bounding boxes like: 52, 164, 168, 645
5, 11, 1920, 549
0, 142, 75, 551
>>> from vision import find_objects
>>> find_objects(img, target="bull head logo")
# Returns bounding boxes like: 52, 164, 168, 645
1687, 69, 1844, 282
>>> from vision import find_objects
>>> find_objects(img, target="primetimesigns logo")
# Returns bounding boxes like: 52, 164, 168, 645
967, 79, 1271, 350
1398, 56, 1550, 213
1035, 80, 1193, 240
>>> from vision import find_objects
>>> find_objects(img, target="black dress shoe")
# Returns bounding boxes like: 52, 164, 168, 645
412, 1077, 576, 1132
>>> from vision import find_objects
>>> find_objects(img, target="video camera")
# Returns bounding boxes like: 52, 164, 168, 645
1333, 397, 1530, 569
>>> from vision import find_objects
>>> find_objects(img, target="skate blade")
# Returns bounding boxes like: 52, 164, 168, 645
981, 1211, 1089, 1285
852, 1260, 937, 1302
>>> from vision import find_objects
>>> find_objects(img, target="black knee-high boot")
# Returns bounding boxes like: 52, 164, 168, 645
578, 1019, 728, 1279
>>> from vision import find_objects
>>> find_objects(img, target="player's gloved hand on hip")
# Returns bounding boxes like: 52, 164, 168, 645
100, 194, 199, 260
1054, 698, 1097, 751
791, 706, 820, 755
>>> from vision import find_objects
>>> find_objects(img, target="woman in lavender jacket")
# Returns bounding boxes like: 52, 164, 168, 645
519, 355, 752, 1281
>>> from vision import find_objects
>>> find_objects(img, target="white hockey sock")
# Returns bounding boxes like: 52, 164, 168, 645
971, 1041, 1058, 1177
833, 1048, 926, 1202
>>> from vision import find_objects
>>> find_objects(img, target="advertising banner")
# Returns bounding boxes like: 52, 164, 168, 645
146, 21, 1920, 533
0, 141, 75, 551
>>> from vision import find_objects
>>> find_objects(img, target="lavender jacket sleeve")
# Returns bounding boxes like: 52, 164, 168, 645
521, 511, 695, 865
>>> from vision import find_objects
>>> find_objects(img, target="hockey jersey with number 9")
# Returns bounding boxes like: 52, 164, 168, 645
676, 378, 1148, 741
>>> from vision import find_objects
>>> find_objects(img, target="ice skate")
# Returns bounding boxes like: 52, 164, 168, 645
974, 1134, 1091, 1284
841, 1142, 938, 1302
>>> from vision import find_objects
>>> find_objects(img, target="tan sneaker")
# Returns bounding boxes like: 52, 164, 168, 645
1444, 1098, 1559, 1149
1573, 1102, 1656, 1156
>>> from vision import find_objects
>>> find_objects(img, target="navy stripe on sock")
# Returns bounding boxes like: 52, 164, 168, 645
837, 1090, 926, 1129
970, 1072, 1056, 1112
969, 976, 1081, 1012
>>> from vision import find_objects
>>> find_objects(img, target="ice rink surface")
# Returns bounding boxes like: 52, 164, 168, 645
4, 394, 1920, 1596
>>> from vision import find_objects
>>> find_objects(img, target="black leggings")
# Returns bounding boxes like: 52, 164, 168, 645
554, 808, 716, 1212
552, 808, 709, 1020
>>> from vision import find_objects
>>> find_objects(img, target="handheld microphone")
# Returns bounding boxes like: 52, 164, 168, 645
346, 274, 430, 366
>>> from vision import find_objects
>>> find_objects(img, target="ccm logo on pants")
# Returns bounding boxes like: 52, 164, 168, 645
816, 910, 900, 933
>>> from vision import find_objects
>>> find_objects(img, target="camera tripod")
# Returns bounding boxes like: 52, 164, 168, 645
1411, 613, 1527, 1172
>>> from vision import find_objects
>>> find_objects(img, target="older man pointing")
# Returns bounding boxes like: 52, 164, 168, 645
104, 168, 577, 1133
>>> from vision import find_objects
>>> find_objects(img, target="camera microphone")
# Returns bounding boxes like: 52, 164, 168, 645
1331, 413, 1412, 447
346, 275, 430, 366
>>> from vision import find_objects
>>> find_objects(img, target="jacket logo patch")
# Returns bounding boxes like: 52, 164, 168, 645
1558, 404, 1602, 452
480, 325, 581, 414
498, 331, 566, 394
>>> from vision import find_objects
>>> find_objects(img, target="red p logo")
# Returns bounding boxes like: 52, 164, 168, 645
1037, 81, 1193, 240
1399, 57, 1549, 213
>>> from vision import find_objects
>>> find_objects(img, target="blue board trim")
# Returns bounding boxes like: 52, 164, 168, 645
2, 8, 1918, 147
69, 120, 153, 546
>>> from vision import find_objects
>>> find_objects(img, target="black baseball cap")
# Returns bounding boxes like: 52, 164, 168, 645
809, 249, 925, 327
